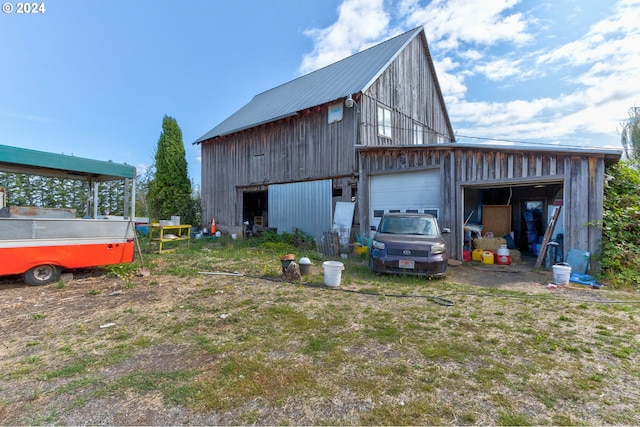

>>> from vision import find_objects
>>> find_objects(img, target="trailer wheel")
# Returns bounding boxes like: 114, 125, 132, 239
23, 265, 60, 286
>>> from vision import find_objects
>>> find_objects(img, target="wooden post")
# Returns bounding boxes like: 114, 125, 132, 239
535, 206, 561, 269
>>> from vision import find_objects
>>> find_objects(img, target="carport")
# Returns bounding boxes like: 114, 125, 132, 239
0, 144, 137, 218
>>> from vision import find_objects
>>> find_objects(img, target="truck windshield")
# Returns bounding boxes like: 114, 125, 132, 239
379, 216, 437, 236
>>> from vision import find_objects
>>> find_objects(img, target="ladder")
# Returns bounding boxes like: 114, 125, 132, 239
534, 206, 561, 269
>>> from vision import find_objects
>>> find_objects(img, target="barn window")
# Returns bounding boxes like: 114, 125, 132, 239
413, 123, 424, 144
328, 102, 343, 123
377, 106, 392, 138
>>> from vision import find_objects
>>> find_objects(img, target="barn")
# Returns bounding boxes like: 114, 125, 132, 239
195, 26, 621, 264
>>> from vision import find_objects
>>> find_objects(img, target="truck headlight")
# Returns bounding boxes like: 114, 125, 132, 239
431, 243, 445, 254
372, 240, 385, 250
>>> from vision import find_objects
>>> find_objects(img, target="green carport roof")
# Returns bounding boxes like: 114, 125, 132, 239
0, 144, 136, 181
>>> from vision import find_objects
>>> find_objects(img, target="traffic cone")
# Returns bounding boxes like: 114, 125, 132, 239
211, 217, 217, 234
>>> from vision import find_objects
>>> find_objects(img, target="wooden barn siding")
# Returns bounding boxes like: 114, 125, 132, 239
563, 156, 605, 265
201, 106, 357, 226
362, 37, 453, 147
357, 146, 445, 235
359, 146, 606, 263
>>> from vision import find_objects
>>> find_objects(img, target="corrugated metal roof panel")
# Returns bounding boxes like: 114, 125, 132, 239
0, 144, 136, 180
356, 141, 623, 161
195, 27, 423, 143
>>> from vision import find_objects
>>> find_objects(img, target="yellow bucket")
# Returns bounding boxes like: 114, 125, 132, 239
481, 251, 494, 265
472, 249, 483, 262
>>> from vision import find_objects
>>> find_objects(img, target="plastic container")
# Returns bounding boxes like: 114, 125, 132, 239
322, 261, 344, 287
496, 245, 509, 256
353, 244, 368, 255
299, 257, 312, 275
552, 263, 572, 285
496, 254, 512, 265
472, 249, 483, 262
481, 251, 494, 265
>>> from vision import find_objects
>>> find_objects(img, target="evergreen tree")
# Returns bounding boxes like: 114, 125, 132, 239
147, 115, 195, 224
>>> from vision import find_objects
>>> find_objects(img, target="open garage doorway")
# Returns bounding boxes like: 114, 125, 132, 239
463, 181, 564, 258
242, 190, 268, 234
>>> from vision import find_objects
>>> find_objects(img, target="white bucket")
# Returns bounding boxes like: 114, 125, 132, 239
322, 261, 344, 287
231, 233, 238, 240
552, 263, 572, 285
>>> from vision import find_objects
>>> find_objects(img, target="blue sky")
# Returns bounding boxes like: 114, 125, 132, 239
2, 0, 639, 185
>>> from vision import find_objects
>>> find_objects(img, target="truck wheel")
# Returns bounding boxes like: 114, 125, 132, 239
23, 265, 60, 286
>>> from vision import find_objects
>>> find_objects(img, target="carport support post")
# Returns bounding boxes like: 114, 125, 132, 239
93, 181, 99, 218
130, 178, 136, 220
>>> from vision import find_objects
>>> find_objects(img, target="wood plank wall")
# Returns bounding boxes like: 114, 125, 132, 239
200, 105, 357, 226
362, 36, 453, 147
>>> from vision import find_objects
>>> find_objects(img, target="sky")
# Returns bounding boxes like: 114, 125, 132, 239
2, 0, 639, 185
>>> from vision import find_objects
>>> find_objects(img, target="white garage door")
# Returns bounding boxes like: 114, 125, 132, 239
369, 170, 441, 229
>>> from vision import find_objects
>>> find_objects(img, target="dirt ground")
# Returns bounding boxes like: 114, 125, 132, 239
0, 256, 629, 425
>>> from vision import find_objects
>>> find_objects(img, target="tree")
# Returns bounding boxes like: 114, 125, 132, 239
135, 166, 154, 218
620, 106, 640, 162
147, 115, 196, 225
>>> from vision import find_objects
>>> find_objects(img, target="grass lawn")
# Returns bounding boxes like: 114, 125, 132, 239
1, 235, 639, 425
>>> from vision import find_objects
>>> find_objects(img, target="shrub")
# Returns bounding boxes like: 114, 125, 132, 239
598, 160, 640, 288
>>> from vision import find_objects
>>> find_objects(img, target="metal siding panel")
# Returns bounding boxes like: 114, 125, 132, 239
268, 180, 332, 237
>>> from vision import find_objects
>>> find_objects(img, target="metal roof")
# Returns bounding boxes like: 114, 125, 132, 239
195, 27, 425, 143
357, 141, 623, 162
0, 144, 136, 181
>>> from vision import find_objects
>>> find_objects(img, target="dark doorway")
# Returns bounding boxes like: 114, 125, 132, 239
242, 190, 268, 228
521, 199, 544, 254
463, 182, 563, 256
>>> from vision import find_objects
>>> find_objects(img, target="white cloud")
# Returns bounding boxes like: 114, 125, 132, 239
473, 58, 524, 82
403, 0, 533, 51
299, 0, 390, 74
434, 0, 639, 146
432, 57, 467, 103
300, 0, 638, 148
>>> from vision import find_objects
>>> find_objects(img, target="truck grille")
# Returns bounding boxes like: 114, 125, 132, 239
387, 248, 429, 257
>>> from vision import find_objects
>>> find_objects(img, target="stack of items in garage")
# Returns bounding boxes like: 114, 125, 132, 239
524, 210, 542, 255
472, 236, 521, 264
